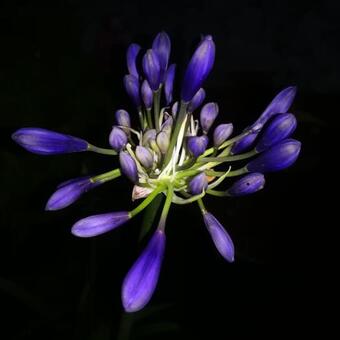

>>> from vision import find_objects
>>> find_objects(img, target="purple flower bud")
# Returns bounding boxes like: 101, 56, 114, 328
200, 102, 219, 133
11, 128, 88, 155
213, 123, 233, 147
231, 132, 258, 155
71, 212, 130, 238
256, 113, 297, 152
142, 129, 157, 146
254, 86, 297, 127
115, 109, 131, 129
161, 116, 173, 134
171, 101, 179, 118
122, 229, 165, 312
136, 146, 154, 169
109, 127, 128, 151
164, 64, 176, 105
124, 74, 141, 108
141, 80, 153, 109
142, 49, 161, 91
187, 135, 209, 158
188, 88, 206, 113
227, 173, 265, 197
126, 43, 141, 78
181, 36, 215, 102
203, 212, 234, 262
156, 131, 170, 154
247, 139, 301, 173
188, 172, 208, 194
119, 151, 138, 182
152, 31, 171, 80
45, 176, 101, 211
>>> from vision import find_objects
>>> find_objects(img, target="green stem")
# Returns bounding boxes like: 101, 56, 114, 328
153, 90, 161, 131
205, 167, 248, 177
197, 198, 206, 213
158, 184, 174, 231
146, 108, 153, 129
206, 189, 229, 197
88, 145, 117, 155
199, 149, 257, 163
91, 168, 121, 183
138, 110, 144, 129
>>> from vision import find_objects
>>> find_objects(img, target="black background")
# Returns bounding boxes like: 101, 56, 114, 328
0, 0, 334, 339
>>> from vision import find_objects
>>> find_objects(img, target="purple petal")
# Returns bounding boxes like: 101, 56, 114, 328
119, 151, 138, 183
188, 88, 206, 113
213, 123, 233, 147
141, 80, 153, 109
142, 50, 161, 91
136, 146, 154, 169
227, 173, 265, 197
200, 102, 219, 133
115, 110, 131, 128
124, 74, 141, 108
109, 127, 128, 152
164, 64, 176, 105
152, 32, 171, 80
231, 132, 258, 155
187, 135, 209, 158
127, 43, 141, 78
188, 172, 208, 194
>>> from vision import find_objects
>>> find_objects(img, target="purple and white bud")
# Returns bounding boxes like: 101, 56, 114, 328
188, 172, 208, 195
126, 43, 141, 78
124, 74, 141, 108
187, 135, 209, 158
171, 101, 179, 118
136, 146, 154, 169
115, 109, 131, 129
141, 80, 153, 109
227, 173, 265, 197
142, 49, 161, 91
109, 127, 127, 152
119, 151, 138, 183
161, 116, 173, 134
152, 31, 171, 80
200, 102, 219, 133
142, 129, 157, 146
188, 88, 206, 113
156, 131, 170, 154
213, 123, 233, 147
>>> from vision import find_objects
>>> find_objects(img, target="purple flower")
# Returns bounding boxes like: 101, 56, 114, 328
119, 151, 138, 182
141, 80, 153, 109
231, 133, 258, 155
227, 173, 265, 197
187, 88, 206, 113
247, 139, 301, 173
109, 127, 128, 152
71, 212, 130, 237
122, 229, 166, 312
181, 36, 215, 102
136, 146, 154, 169
126, 43, 141, 78
12, 128, 88, 155
200, 102, 219, 133
115, 109, 131, 129
256, 113, 297, 152
164, 64, 176, 105
203, 212, 234, 262
187, 135, 209, 158
213, 123, 233, 147
152, 31, 171, 80
188, 173, 208, 194
124, 74, 141, 108
142, 50, 161, 91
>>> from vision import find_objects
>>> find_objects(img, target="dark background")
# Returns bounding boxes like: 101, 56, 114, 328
0, 0, 334, 339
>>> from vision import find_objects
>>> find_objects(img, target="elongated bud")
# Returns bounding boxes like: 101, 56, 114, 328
188, 88, 206, 113
203, 212, 234, 262
109, 127, 127, 151
164, 64, 176, 105
142, 49, 161, 91
231, 132, 258, 155
187, 135, 208, 158
122, 229, 166, 312
247, 139, 301, 173
152, 31, 171, 80
115, 109, 131, 128
141, 80, 153, 109
71, 211, 130, 237
142, 129, 157, 146
200, 102, 219, 133
124, 74, 141, 108
126, 43, 141, 78
213, 123, 233, 147
171, 101, 179, 118
45, 176, 101, 211
181, 36, 215, 102
119, 151, 138, 182
136, 146, 154, 169
256, 113, 297, 152
161, 116, 173, 134
12, 128, 88, 155
188, 172, 208, 194
156, 131, 170, 154
227, 173, 265, 197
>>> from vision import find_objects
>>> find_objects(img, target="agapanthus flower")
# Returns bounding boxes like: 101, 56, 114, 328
12, 32, 301, 312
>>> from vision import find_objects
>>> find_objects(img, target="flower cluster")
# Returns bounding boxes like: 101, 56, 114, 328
12, 32, 301, 312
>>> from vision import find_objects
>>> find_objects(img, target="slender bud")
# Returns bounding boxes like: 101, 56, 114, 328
122, 229, 166, 312
71, 212, 130, 237
126, 43, 141, 78
256, 113, 297, 152
161, 116, 173, 134
164, 64, 176, 105
119, 151, 138, 182
11, 128, 88, 155
227, 173, 265, 197
141, 80, 153, 109
181, 36, 215, 102
142, 129, 157, 146
115, 109, 131, 129
213, 123, 233, 147
152, 31, 171, 80
142, 49, 161, 91
109, 127, 127, 151
124, 74, 141, 108
188, 172, 208, 194
45, 176, 101, 211
188, 88, 206, 113
231, 132, 258, 155
171, 101, 179, 118
200, 102, 219, 133
136, 146, 154, 169
246, 139, 301, 173
156, 131, 170, 154
187, 135, 209, 158
203, 212, 235, 262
